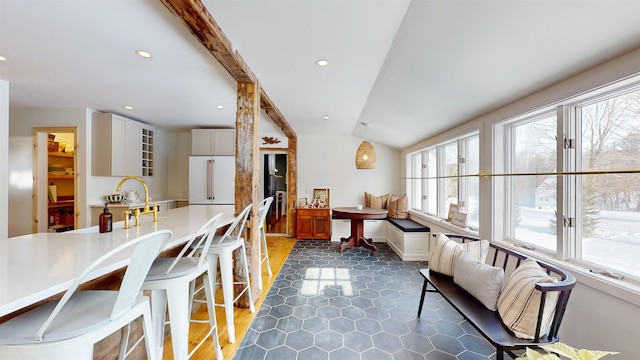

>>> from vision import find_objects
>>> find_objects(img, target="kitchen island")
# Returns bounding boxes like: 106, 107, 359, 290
0, 205, 235, 318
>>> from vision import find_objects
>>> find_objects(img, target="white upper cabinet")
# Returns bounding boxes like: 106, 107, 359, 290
92, 112, 154, 176
191, 129, 235, 156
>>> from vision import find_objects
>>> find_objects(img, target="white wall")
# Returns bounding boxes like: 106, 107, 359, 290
298, 134, 402, 207
0, 80, 8, 238
165, 130, 191, 199
404, 47, 640, 358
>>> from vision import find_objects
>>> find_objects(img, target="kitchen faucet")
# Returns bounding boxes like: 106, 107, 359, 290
116, 176, 158, 228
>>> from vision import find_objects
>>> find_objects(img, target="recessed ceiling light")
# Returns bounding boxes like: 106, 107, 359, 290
216, 105, 224, 109
0, 56, 6, 61
323, 115, 330, 120
136, 50, 152, 58
123, 105, 133, 110
316, 59, 329, 67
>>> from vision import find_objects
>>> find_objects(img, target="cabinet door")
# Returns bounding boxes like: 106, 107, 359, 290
191, 129, 213, 155
192, 129, 236, 156
125, 120, 142, 176
296, 211, 314, 239
313, 214, 331, 239
214, 129, 235, 156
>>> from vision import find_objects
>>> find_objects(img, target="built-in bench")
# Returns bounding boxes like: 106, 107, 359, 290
418, 234, 576, 360
331, 215, 430, 261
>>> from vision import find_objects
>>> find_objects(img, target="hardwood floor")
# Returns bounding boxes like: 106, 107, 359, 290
159, 235, 296, 359
267, 214, 287, 234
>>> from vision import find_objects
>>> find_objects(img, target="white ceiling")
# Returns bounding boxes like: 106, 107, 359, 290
1, 0, 640, 149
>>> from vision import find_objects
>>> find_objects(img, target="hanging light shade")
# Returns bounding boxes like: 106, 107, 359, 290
355, 122, 376, 169
355, 140, 377, 169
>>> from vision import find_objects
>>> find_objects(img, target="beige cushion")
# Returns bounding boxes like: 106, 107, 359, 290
454, 251, 504, 310
429, 233, 489, 276
497, 258, 559, 339
364, 192, 389, 209
388, 194, 408, 219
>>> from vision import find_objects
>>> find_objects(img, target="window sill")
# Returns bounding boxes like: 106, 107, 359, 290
408, 209, 479, 236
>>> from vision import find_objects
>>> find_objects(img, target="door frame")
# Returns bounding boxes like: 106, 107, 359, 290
260, 149, 288, 236
33, 127, 78, 233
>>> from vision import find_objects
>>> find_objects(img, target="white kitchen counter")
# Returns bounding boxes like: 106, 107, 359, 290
0, 205, 234, 317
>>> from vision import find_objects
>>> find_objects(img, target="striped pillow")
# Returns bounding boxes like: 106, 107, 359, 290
429, 233, 489, 276
497, 258, 559, 339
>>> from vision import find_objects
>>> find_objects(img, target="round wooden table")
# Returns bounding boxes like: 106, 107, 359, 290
332, 207, 388, 254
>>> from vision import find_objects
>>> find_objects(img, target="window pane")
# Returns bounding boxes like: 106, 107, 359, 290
512, 116, 557, 251
579, 89, 640, 277
410, 153, 422, 211
465, 136, 480, 228
442, 142, 458, 218
426, 149, 437, 215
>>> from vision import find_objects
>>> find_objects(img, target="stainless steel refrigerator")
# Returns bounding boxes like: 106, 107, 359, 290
189, 156, 235, 205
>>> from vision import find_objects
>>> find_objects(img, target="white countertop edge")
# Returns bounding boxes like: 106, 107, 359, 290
0, 205, 235, 317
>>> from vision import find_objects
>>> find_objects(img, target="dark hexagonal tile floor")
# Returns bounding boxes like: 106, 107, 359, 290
234, 240, 497, 360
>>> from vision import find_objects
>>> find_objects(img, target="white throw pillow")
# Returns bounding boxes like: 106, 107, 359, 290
497, 258, 559, 339
429, 233, 490, 276
454, 251, 504, 310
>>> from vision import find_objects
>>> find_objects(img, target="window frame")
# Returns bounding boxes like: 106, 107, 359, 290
407, 132, 480, 230
495, 78, 640, 284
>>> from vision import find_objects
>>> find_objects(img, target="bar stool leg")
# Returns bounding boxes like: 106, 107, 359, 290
149, 289, 168, 360
218, 248, 237, 343
165, 282, 191, 360
240, 243, 256, 313
201, 272, 223, 359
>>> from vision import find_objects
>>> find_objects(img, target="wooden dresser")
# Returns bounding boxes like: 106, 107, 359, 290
296, 207, 331, 240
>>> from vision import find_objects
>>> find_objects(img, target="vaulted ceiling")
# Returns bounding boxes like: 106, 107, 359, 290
1, 0, 640, 149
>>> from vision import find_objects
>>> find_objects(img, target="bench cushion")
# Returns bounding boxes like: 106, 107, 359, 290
387, 194, 408, 219
364, 192, 389, 209
497, 258, 559, 339
454, 251, 504, 310
430, 233, 489, 276
386, 218, 429, 232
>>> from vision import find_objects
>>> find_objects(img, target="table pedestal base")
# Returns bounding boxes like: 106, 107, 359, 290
340, 236, 377, 254
338, 218, 377, 255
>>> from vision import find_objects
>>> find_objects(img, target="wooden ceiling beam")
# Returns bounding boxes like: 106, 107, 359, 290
260, 89, 296, 138
160, 0, 255, 83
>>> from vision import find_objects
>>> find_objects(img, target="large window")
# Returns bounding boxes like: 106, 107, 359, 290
575, 87, 640, 278
506, 115, 558, 251
408, 133, 479, 229
501, 82, 640, 280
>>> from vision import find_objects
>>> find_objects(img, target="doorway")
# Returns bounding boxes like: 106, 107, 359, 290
262, 152, 287, 235
33, 127, 78, 233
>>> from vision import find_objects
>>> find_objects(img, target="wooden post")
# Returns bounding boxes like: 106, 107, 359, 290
235, 81, 260, 307
287, 136, 298, 236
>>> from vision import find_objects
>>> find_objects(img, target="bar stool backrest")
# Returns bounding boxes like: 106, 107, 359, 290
257, 197, 274, 231
161, 213, 223, 276
212, 204, 252, 246
35, 230, 171, 342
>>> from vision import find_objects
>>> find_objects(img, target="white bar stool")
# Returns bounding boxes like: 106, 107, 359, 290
0, 230, 171, 360
256, 196, 274, 290
206, 203, 255, 343
141, 214, 224, 360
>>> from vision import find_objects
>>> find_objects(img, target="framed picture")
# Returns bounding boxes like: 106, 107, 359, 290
298, 197, 308, 208
451, 211, 468, 228
447, 203, 458, 222
313, 188, 330, 206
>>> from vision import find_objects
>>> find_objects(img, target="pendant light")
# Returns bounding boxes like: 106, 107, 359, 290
355, 122, 376, 169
